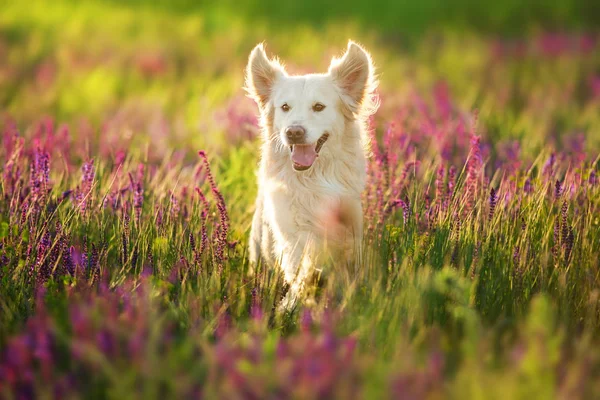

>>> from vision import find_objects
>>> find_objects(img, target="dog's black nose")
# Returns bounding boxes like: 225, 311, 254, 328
285, 125, 306, 143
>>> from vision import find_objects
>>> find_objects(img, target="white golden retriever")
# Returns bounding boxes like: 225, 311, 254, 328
245, 41, 378, 304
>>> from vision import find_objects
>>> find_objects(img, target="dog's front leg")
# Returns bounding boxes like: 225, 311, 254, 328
249, 192, 277, 275
277, 233, 318, 309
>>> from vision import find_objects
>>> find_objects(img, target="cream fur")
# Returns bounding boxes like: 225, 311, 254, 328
245, 41, 379, 305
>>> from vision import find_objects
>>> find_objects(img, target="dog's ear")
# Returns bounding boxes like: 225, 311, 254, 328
329, 41, 378, 115
245, 43, 286, 109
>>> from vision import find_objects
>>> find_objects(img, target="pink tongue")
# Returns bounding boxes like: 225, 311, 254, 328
291, 145, 318, 167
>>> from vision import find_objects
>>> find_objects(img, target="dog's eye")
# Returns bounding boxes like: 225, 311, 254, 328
281, 103, 290, 112
312, 103, 325, 112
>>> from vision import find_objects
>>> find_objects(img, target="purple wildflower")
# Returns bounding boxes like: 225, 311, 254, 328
170, 191, 180, 217
189, 232, 196, 253
489, 187, 497, 222
198, 151, 230, 268
561, 201, 568, 246
114, 149, 127, 166
155, 205, 164, 226
524, 178, 533, 194
195, 188, 210, 260
76, 159, 95, 213
447, 165, 456, 203
543, 153, 555, 178
300, 309, 313, 333
513, 246, 520, 266
554, 180, 562, 200
589, 170, 597, 186
565, 226, 574, 262
400, 198, 410, 225
29, 147, 41, 199
553, 217, 560, 259
250, 287, 263, 321
128, 172, 144, 222
383, 198, 410, 225
435, 166, 445, 213
214, 95, 260, 144
464, 134, 483, 216
37, 149, 50, 202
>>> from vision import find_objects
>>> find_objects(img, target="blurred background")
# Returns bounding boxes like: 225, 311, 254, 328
1, 0, 599, 159
2, 3, 600, 397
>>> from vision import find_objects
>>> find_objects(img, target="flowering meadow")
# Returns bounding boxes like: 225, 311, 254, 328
1, 1, 600, 399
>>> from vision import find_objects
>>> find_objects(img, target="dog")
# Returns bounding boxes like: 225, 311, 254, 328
245, 40, 379, 305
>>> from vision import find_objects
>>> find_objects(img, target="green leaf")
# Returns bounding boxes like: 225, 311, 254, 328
0, 222, 8, 239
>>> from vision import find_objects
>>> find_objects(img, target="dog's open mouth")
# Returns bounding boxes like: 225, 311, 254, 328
289, 133, 329, 171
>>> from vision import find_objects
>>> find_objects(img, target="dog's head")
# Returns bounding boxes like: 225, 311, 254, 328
245, 41, 378, 172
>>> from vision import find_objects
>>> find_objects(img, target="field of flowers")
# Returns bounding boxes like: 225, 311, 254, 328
1, 1, 600, 398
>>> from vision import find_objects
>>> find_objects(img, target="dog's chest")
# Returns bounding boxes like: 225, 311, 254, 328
265, 172, 358, 234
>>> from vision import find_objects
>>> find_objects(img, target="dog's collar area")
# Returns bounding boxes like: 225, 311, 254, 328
290, 132, 330, 171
